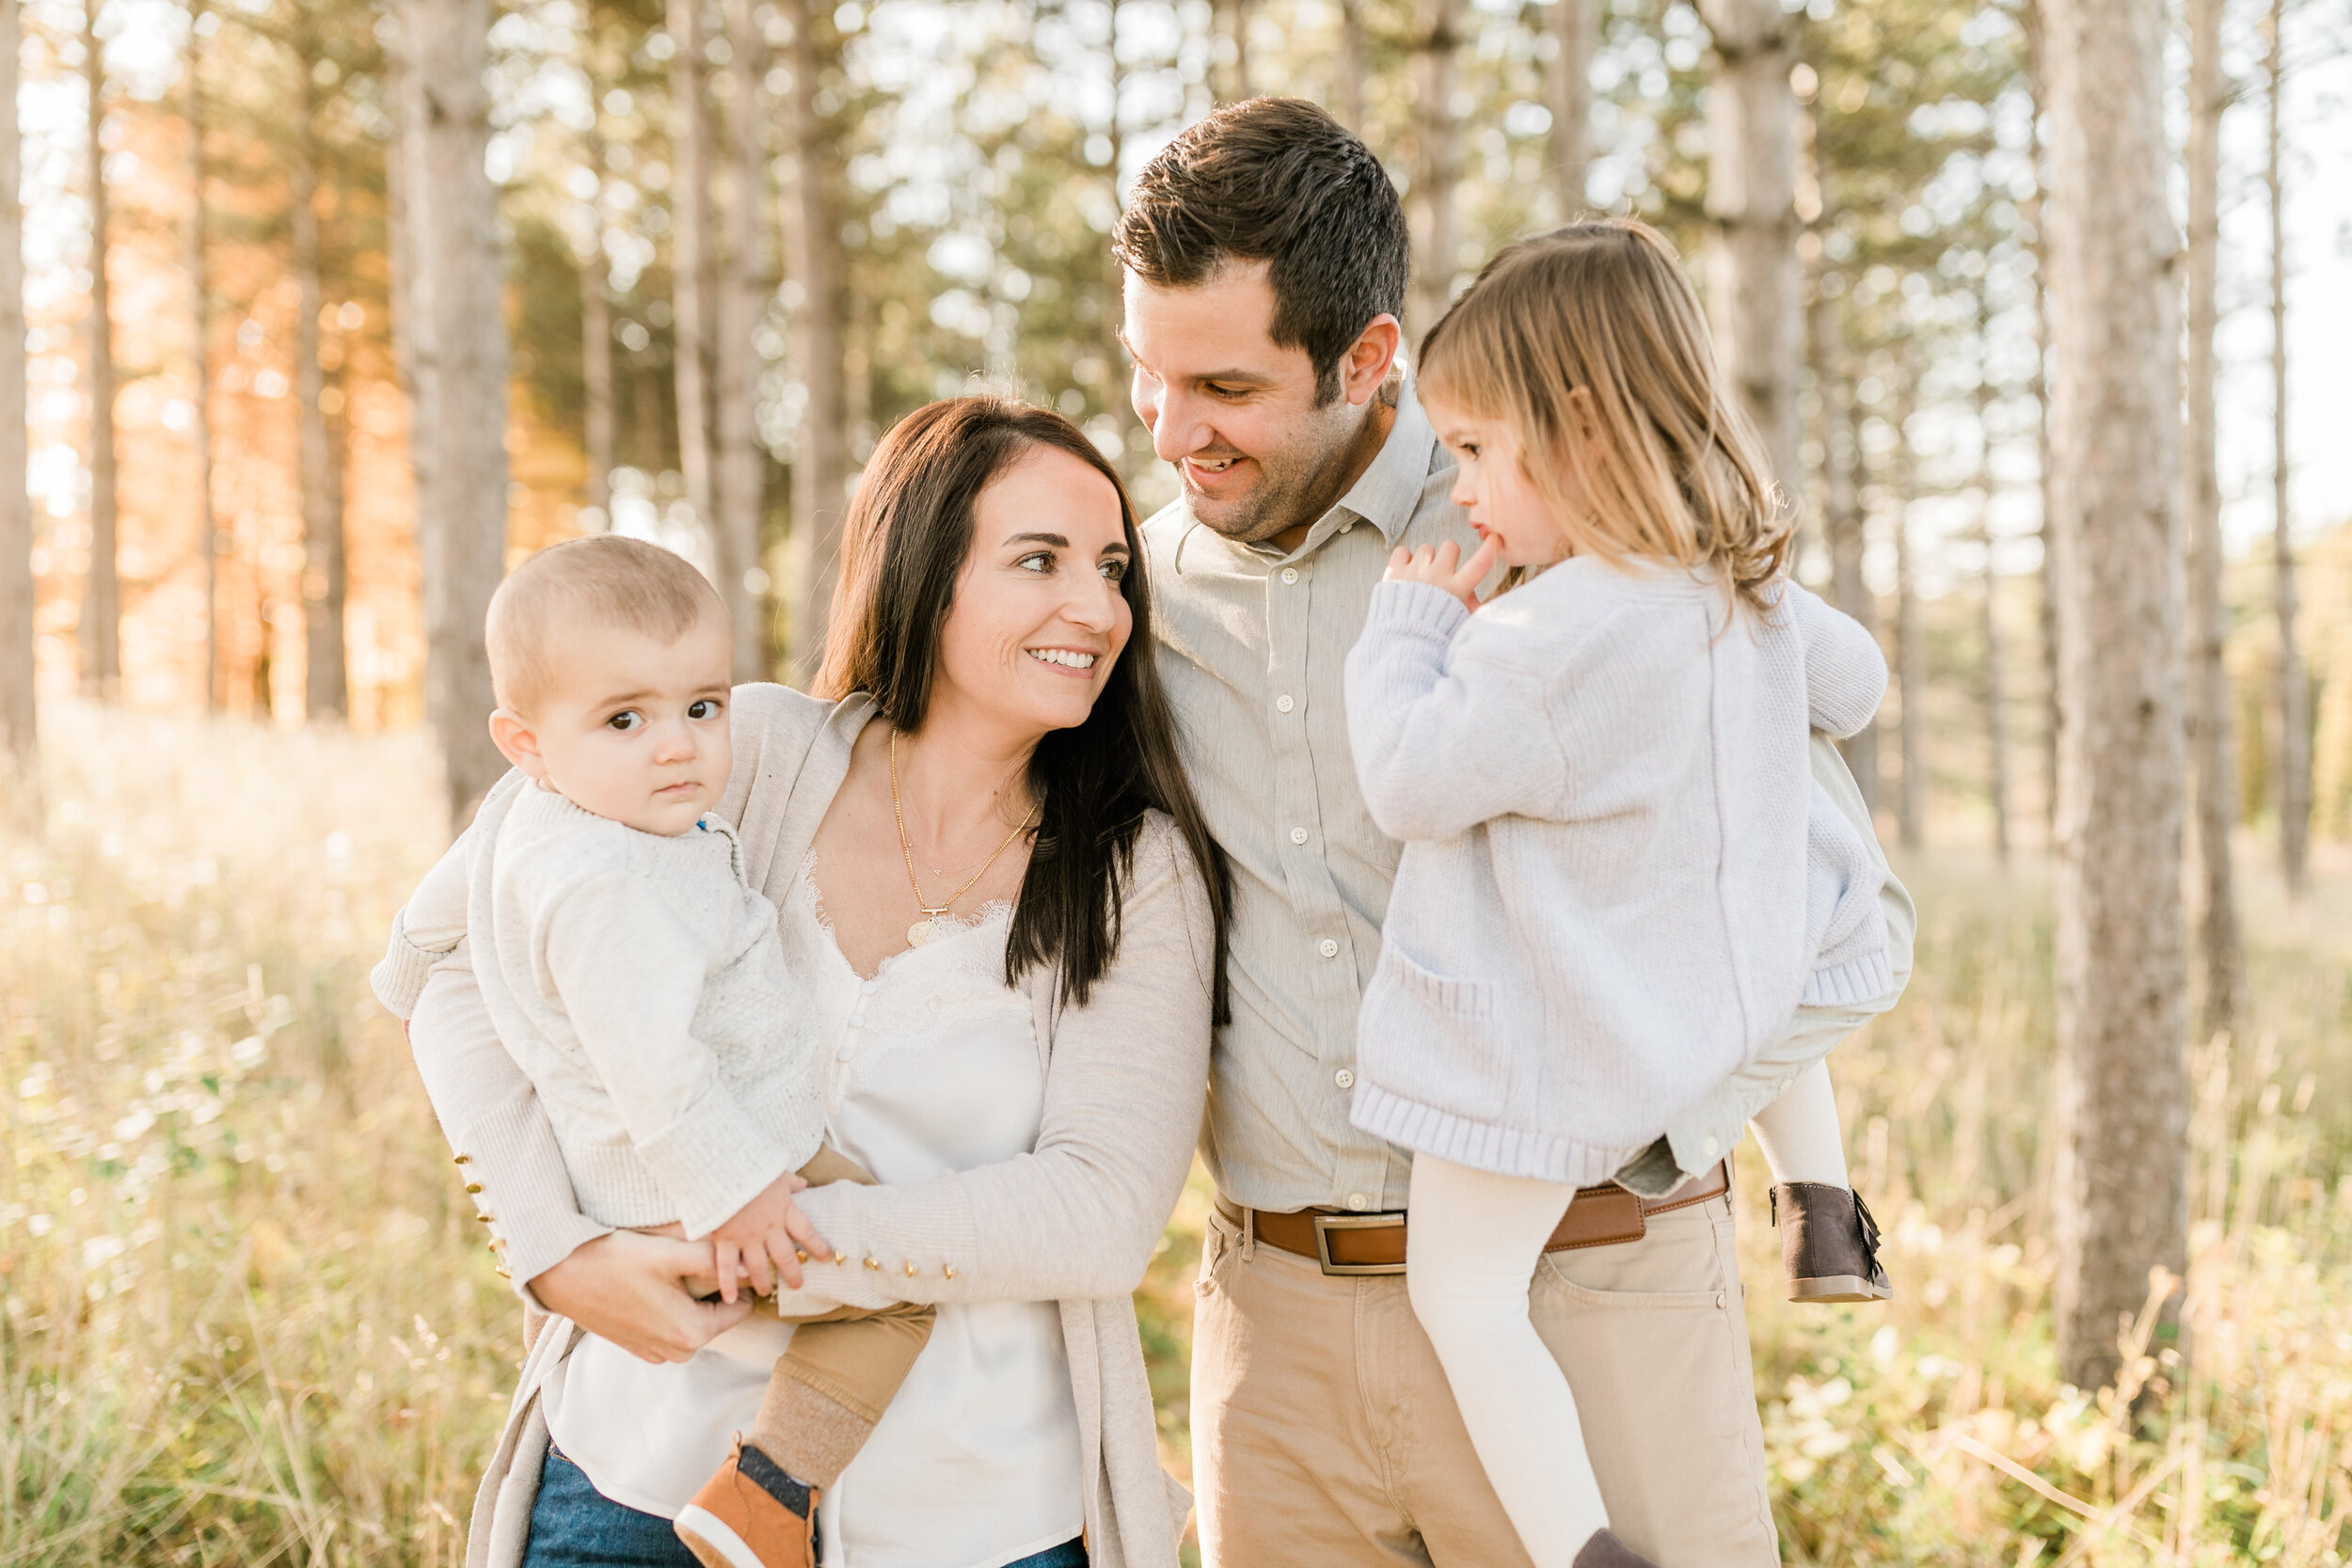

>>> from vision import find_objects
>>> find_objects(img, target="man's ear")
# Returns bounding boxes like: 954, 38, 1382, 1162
488, 707, 549, 780
1341, 313, 1403, 406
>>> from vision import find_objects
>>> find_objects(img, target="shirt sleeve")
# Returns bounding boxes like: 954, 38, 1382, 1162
541, 875, 797, 1239
1343, 579, 1574, 843
1786, 582, 1889, 740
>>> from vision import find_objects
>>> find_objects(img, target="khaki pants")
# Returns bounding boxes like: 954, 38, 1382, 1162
1189, 1186, 1775, 1568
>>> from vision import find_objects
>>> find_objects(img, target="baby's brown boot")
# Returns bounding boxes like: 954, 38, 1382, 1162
674, 1437, 818, 1568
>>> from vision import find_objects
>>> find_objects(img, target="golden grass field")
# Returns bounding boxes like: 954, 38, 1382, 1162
4, 705, 2348, 1565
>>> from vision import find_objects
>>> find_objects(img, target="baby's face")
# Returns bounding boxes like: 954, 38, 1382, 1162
494, 615, 735, 836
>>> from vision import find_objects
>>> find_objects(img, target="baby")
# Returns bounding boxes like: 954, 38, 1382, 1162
373, 534, 925, 1568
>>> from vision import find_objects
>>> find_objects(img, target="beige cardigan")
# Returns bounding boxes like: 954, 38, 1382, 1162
404, 685, 1215, 1568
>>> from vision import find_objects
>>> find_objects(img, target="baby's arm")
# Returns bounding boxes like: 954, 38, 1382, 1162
370, 787, 507, 1020
1785, 582, 1889, 739
1343, 580, 1573, 843
542, 876, 802, 1260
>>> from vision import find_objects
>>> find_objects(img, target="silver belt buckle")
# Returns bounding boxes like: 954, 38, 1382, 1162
1311, 1212, 1406, 1276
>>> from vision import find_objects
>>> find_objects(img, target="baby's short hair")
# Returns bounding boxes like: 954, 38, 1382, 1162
486, 534, 728, 712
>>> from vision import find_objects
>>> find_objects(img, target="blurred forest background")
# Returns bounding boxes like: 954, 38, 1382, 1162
3, 0, 2352, 1562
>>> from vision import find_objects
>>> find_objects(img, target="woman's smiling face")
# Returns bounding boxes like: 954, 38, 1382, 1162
932, 443, 1136, 741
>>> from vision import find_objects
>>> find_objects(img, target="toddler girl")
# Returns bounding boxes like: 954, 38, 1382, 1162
1343, 219, 1894, 1568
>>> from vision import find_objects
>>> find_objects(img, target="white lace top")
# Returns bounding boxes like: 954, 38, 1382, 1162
541, 863, 1087, 1568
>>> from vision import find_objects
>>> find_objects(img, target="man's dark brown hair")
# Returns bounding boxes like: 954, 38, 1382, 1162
1114, 97, 1409, 404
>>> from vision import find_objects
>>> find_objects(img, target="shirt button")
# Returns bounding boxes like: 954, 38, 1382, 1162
1289, 827, 1309, 846
1276, 694, 1295, 713
1280, 567, 1299, 585
1334, 1068, 1355, 1089
1703, 1134, 1720, 1157
1318, 938, 1339, 958
862, 979, 879, 994
835, 1045, 855, 1061
1345, 1193, 1369, 1212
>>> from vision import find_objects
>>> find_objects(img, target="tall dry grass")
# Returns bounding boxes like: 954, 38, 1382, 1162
5, 708, 2348, 1565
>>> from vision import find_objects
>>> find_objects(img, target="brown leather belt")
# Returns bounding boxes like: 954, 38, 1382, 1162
1219, 1161, 1731, 1276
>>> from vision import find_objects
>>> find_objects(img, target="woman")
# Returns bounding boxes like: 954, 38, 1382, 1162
403, 398, 1230, 1568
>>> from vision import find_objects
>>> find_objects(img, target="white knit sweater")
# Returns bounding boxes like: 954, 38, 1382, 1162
1343, 561, 1890, 1188
372, 785, 824, 1239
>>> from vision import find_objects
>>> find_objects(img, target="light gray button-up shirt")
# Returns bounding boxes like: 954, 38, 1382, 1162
1142, 379, 1913, 1215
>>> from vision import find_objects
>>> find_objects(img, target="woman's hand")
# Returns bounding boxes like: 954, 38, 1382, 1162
1385, 534, 1500, 613
528, 1229, 755, 1365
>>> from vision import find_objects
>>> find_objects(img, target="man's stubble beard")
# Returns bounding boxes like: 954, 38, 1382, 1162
1183, 392, 1382, 547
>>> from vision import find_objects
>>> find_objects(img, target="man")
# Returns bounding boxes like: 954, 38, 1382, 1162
1115, 98, 1914, 1567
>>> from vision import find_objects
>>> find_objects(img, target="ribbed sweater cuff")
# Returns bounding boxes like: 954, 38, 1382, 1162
1802, 948, 1896, 1007
1364, 578, 1471, 641
369, 915, 444, 1021
1351, 1082, 1644, 1190
632, 1085, 800, 1240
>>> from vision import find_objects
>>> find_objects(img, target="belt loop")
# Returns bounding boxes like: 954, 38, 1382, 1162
1240, 1204, 1258, 1262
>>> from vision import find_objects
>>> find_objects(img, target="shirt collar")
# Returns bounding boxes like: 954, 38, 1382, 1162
1296, 375, 1438, 557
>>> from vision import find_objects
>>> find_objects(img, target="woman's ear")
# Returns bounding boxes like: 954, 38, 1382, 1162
488, 708, 549, 780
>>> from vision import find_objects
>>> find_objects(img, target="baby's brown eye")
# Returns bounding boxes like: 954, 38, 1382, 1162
688, 699, 721, 721
607, 710, 643, 732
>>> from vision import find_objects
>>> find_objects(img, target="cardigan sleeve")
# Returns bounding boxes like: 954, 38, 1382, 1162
1787, 582, 1889, 740
407, 945, 616, 1300
775, 816, 1216, 1311
1343, 579, 1575, 843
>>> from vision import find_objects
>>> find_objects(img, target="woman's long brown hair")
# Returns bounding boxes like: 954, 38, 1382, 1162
815, 396, 1231, 1021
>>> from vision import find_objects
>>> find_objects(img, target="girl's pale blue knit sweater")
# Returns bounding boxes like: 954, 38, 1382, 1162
1343, 560, 1891, 1188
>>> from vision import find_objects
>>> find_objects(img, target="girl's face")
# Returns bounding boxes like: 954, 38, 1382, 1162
1424, 395, 1585, 570
931, 444, 1136, 746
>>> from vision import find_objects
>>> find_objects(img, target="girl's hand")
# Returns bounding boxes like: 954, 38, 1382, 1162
529, 1229, 755, 1365
1384, 535, 1500, 613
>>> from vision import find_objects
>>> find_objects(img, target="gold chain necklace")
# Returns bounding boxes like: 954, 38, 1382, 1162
888, 728, 1038, 948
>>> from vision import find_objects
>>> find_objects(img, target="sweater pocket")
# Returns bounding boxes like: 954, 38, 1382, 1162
1362, 944, 1510, 1122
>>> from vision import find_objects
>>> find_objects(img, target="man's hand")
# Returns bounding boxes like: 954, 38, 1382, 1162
709, 1169, 832, 1299
1384, 535, 1499, 614
530, 1229, 755, 1364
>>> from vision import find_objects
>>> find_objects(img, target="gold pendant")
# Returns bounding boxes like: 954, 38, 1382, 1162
907, 919, 934, 947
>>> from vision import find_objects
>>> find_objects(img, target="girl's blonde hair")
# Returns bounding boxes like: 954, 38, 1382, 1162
1416, 218, 1790, 614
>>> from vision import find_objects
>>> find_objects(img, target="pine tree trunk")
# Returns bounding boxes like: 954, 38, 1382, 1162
2184, 0, 2240, 1035
1813, 293, 1878, 814
2264, 0, 2308, 897
669, 0, 716, 582
0, 0, 33, 779
1697, 0, 1801, 515
293, 51, 346, 721
2044, 0, 2188, 1392
712, 0, 767, 678
186, 1, 218, 711
1549, 0, 1594, 214
782, 0, 847, 681
1893, 388, 1924, 850
79, 2, 120, 699
1975, 299, 2009, 861
1336, 0, 1367, 135
2026, 3, 2059, 843
581, 239, 613, 519
1212, 0, 1250, 103
399, 0, 510, 824
1407, 0, 1461, 340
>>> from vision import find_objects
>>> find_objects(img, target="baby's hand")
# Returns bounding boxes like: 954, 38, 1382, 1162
1384, 535, 1499, 613
709, 1170, 830, 1300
